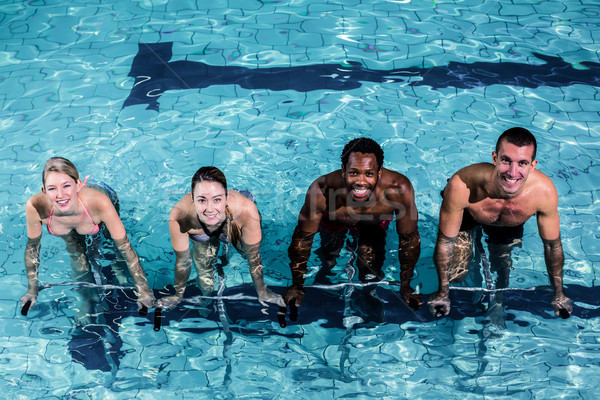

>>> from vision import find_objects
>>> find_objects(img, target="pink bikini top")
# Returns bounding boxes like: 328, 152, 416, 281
47, 176, 100, 236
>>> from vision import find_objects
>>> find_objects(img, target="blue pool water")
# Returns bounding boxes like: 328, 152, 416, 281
1, 0, 600, 398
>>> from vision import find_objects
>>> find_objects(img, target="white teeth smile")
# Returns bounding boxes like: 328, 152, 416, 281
505, 178, 518, 184
57, 199, 68, 205
354, 189, 367, 195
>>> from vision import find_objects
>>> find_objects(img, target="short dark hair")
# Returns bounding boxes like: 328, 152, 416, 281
496, 127, 537, 161
341, 137, 384, 170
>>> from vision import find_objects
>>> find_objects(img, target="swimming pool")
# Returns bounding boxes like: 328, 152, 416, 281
1, 0, 599, 398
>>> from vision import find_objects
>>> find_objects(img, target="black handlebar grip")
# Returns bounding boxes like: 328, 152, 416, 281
139, 305, 148, 317
21, 300, 32, 316
154, 308, 162, 331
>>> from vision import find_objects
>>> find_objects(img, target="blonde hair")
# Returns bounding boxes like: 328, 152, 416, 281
42, 157, 79, 187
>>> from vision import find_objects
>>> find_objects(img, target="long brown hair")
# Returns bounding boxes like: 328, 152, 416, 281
191, 167, 242, 249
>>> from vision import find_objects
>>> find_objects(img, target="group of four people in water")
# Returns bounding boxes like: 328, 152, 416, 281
20, 126, 573, 324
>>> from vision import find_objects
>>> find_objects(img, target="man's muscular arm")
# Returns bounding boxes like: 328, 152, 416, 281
284, 180, 325, 306
398, 231, 421, 307
393, 179, 421, 308
429, 175, 469, 317
430, 230, 457, 315
536, 179, 572, 317
542, 236, 571, 317
288, 227, 317, 289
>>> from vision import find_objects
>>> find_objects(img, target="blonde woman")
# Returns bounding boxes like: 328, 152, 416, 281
21, 157, 154, 317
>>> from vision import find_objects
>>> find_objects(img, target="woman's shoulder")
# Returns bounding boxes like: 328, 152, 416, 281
228, 188, 254, 201
79, 186, 112, 210
169, 192, 195, 221
26, 193, 50, 219
227, 189, 259, 221
28, 192, 47, 204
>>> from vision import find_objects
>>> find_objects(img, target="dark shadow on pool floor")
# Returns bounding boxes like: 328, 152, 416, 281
63, 279, 595, 372
124, 42, 600, 111
146, 281, 598, 332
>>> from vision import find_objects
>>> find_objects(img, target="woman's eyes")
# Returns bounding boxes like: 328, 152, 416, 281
47, 185, 71, 190
196, 197, 224, 204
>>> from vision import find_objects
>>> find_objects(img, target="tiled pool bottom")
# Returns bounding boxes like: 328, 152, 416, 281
2, 0, 600, 398
5, 281, 599, 398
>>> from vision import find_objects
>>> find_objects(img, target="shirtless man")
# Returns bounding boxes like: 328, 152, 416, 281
429, 127, 572, 318
281, 137, 421, 321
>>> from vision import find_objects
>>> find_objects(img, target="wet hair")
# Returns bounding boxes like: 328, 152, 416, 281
340, 137, 384, 170
42, 157, 79, 187
496, 127, 537, 161
190, 166, 242, 249
191, 166, 228, 194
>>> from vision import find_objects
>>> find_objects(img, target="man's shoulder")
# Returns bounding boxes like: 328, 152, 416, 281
380, 168, 412, 188
531, 168, 553, 183
312, 169, 344, 188
442, 163, 492, 201
457, 162, 493, 176
452, 163, 493, 186
529, 169, 557, 195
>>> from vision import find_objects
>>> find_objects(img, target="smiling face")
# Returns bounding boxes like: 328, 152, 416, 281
492, 140, 538, 196
192, 180, 227, 227
42, 171, 82, 211
342, 152, 382, 202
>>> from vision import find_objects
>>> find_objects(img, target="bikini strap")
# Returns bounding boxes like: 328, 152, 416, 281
47, 206, 56, 235
78, 199, 96, 225
79, 175, 95, 224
